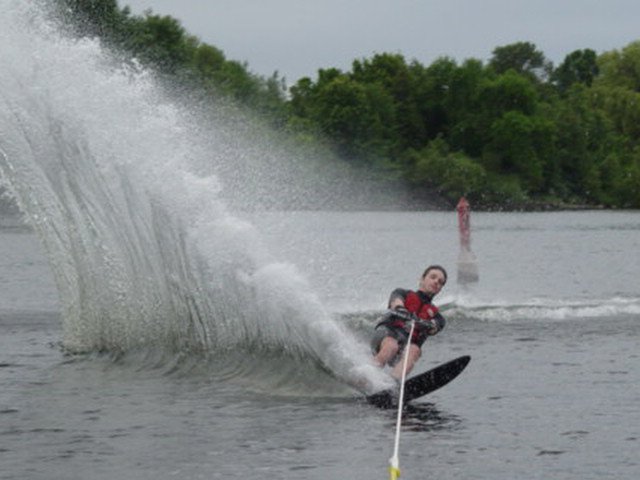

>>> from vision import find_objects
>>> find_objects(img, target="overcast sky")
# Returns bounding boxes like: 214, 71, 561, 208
122, 0, 640, 84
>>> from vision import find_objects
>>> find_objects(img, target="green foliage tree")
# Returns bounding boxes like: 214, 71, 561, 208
480, 69, 538, 116
53, 0, 640, 209
552, 49, 599, 93
191, 43, 227, 90
483, 111, 555, 192
597, 41, 640, 91
589, 43, 640, 156
618, 152, 640, 207
125, 13, 197, 74
489, 41, 552, 81
408, 138, 487, 202
351, 53, 424, 150
294, 73, 396, 161
547, 84, 611, 197
55, 0, 287, 116
590, 85, 640, 147
54, 0, 127, 39
450, 69, 538, 158
436, 59, 489, 156
412, 57, 458, 141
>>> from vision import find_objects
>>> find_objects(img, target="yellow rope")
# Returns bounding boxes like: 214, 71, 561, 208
389, 464, 401, 480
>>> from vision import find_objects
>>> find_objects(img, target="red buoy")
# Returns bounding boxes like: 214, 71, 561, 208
456, 197, 478, 284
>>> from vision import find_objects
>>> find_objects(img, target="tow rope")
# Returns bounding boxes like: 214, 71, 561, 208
388, 319, 415, 480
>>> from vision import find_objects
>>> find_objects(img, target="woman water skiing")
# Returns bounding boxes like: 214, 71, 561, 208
371, 265, 447, 379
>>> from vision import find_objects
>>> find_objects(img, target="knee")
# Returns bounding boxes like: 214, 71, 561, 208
375, 337, 400, 361
409, 344, 422, 360
380, 336, 399, 354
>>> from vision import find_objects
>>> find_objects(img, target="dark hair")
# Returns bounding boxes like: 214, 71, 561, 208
422, 265, 447, 285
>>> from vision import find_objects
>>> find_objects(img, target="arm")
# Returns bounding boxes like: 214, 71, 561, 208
388, 288, 409, 310
426, 312, 446, 335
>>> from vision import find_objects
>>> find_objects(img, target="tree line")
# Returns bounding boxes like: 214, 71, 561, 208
55, 0, 640, 209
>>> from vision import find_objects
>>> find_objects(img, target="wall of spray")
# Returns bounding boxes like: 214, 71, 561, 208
0, 0, 391, 392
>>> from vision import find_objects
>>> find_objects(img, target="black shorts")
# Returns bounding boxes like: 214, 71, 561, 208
371, 323, 427, 354
370, 326, 410, 367
371, 325, 409, 351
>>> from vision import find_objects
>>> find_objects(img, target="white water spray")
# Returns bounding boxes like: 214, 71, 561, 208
0, 0, 391, 392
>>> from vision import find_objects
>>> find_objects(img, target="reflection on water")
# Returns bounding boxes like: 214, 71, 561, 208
401, 402, 464, 432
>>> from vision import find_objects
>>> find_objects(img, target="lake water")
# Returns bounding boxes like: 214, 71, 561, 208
1, 210, 639, 480
1, 2, 639, 477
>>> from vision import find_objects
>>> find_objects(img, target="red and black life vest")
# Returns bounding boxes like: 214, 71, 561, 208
404, 290, 440, 321
384, 290, 440, 344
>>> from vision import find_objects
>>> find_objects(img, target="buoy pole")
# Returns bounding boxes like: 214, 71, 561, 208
456, 197, 479, 284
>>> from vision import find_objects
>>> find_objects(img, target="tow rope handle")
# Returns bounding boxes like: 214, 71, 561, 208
385, 309, 438, 336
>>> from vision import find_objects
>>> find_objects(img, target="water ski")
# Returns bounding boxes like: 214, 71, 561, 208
366, 355, 471, 408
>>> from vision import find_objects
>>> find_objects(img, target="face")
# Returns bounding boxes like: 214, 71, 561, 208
419, 268, 446, 296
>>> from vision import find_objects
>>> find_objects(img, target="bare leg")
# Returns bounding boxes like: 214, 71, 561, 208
390, 343, 421, 379
373, 336, 400, 367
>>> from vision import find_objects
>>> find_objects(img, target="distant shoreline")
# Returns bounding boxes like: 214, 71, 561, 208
0, 196, 621, 217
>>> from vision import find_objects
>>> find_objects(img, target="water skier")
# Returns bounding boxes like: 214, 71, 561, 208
371, 265, 447, 379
